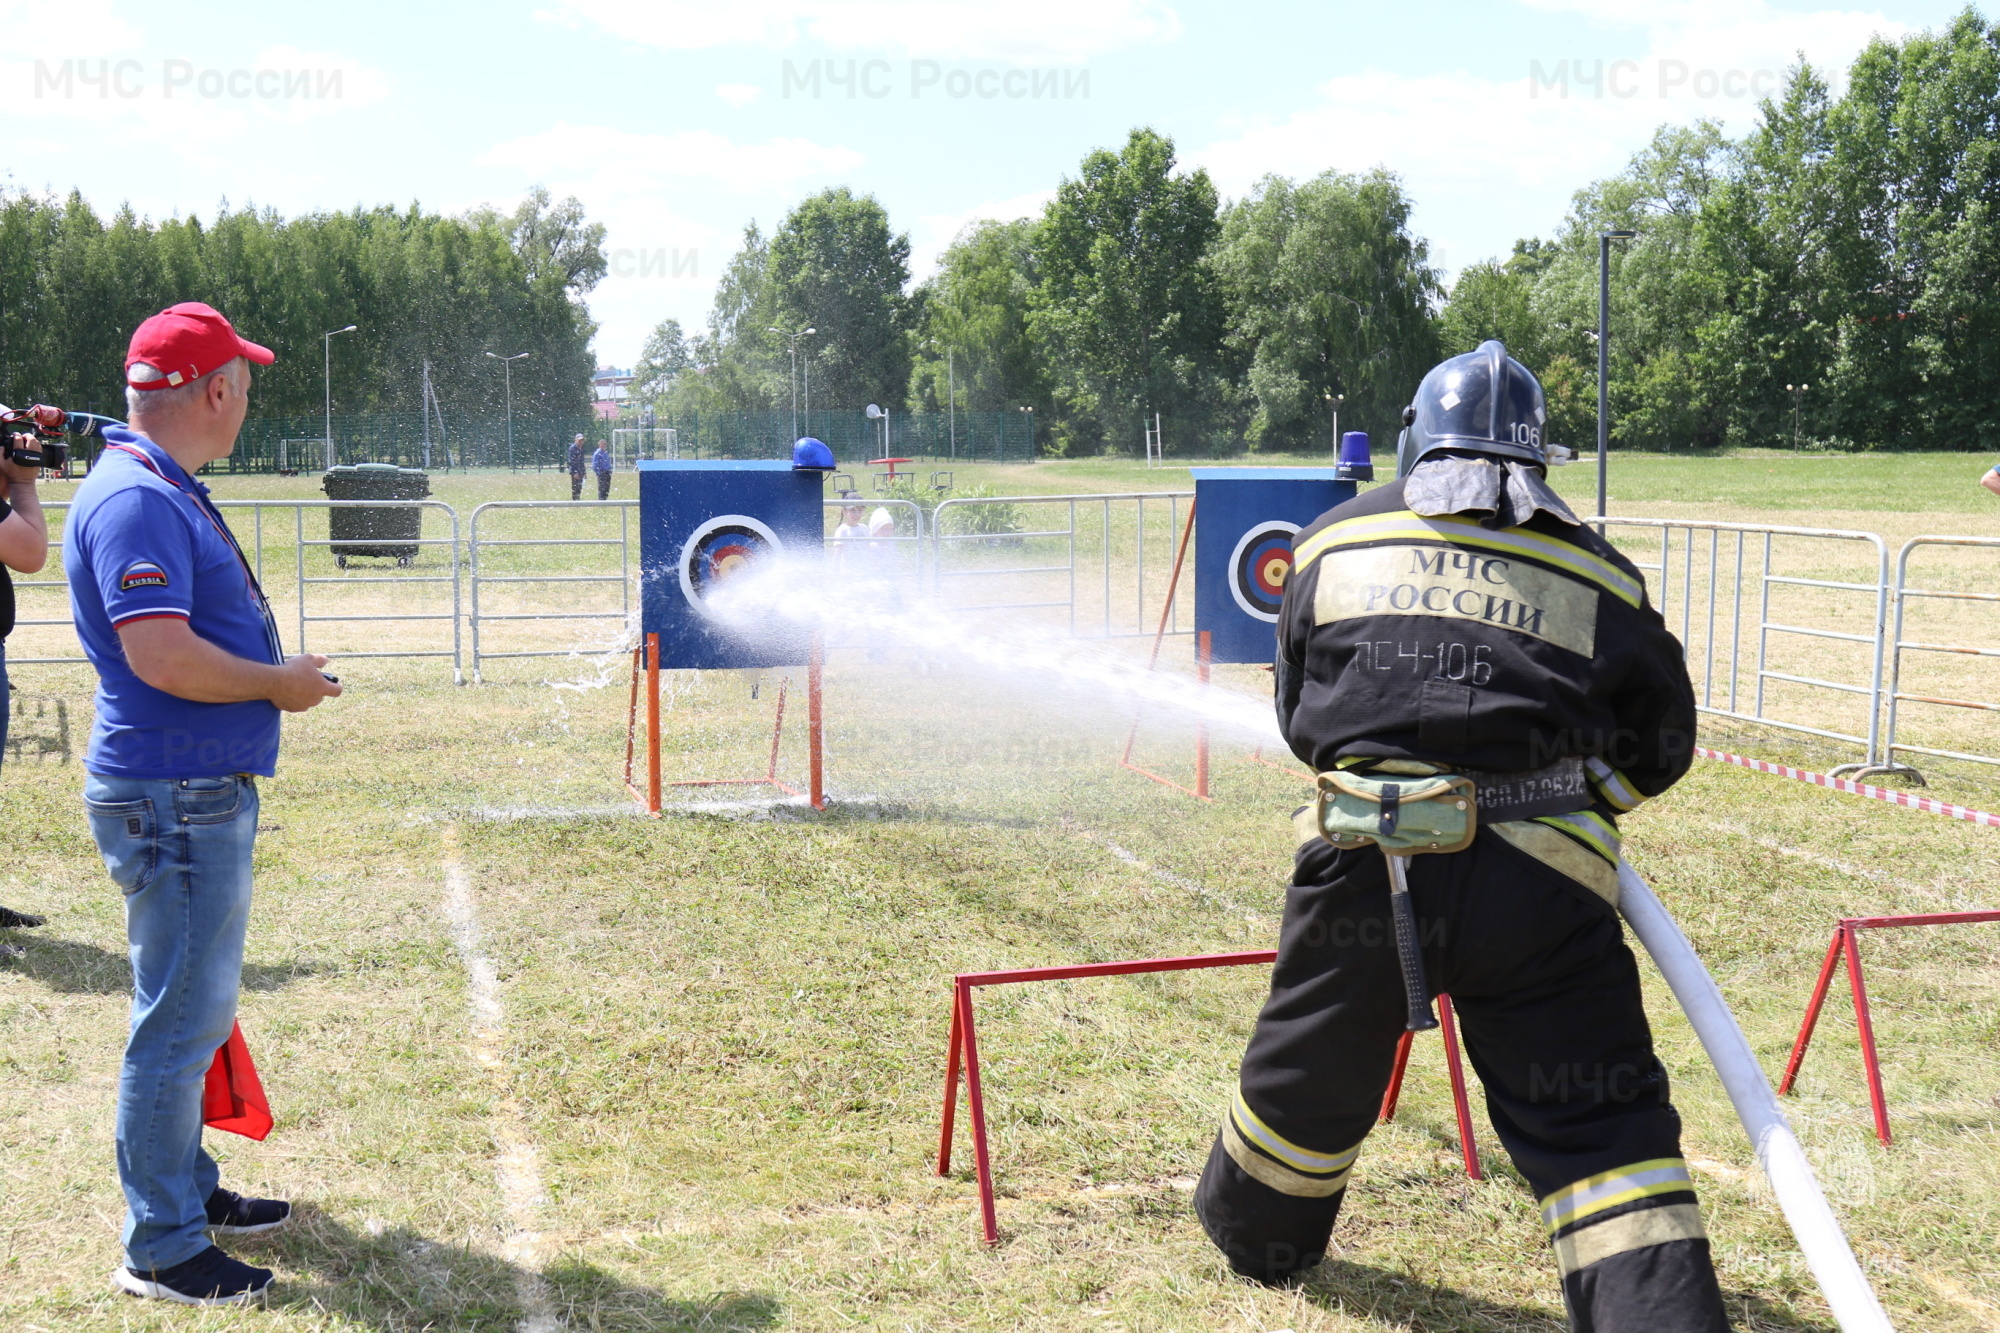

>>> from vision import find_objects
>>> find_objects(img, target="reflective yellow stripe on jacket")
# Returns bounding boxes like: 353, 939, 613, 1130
1291, 511, 1644, 609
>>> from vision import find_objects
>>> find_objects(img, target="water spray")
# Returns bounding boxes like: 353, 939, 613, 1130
700, 555, 1284, 746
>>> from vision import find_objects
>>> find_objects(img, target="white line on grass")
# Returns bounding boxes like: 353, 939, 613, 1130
1063, 821, 1265, 920
441, 823, 561, 1333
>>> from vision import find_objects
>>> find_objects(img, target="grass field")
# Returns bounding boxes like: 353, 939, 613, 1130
3, 450, 1999, 1331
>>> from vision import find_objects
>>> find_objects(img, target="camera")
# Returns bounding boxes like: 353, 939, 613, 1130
0, 402, 116, 471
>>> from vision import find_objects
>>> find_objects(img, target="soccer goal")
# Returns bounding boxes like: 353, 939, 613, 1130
280, 439, 332, 473
612, 427, 677, 468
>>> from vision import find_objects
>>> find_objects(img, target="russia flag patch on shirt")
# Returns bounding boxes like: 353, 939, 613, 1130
119, 561, 170, 590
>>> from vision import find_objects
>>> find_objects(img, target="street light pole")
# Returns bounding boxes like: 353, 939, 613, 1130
1324, 391, 1345, 462
769, 326, 816, 439
1597, 230, 1637, 520
485, 350, 530, 466
1785, 382, 1810, 450
322, 324, 357, 470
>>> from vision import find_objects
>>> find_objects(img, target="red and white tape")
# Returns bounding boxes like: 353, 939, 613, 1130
1695, 746, 2000, 829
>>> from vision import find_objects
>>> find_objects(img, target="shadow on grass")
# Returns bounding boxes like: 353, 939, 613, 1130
1293, 1257, 1837, 1333
0, 935, 322, 996
254, 1205, 780, 1333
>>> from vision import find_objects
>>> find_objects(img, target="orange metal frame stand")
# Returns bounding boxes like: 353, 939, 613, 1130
623, 630, 827, 813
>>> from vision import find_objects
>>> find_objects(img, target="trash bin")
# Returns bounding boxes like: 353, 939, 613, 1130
322, 464, 430, 567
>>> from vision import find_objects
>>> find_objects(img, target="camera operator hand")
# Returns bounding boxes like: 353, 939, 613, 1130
271, 653, 343, 712
0, 435, 41, 487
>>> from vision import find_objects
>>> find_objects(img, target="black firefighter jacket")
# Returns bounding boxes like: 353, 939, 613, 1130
1275, 477, 1697, 806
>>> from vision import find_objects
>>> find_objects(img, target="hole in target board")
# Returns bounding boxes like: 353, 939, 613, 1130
1228, 521, 1300, 623
678, 514, 785, 617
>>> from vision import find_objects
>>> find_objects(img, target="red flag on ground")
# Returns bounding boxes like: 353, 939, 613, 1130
202, 1021, 273, 1141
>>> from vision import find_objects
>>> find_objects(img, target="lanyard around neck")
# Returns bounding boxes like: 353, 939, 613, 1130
105, 443, 284, 663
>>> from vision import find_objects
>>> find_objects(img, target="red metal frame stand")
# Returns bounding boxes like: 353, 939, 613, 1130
1777, 909, 2000, 1143
1375, 994, 1482, 1179
936, 949, 1274, 1244
934, 952, 1487, 1243
623, 631, 828, 814
1120, 501, 1212, 801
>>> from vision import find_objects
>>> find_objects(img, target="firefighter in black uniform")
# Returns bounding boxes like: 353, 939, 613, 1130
1194, 342, 1731, 1332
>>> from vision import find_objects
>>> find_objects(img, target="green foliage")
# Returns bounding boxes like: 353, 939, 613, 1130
631, 317, 693, 403
1436, 255, 1538, 363
0, 188, 602, 423
908, 219, 1050, 418
871, 473, 1023, 536
768, 188, 913, 412
1029, 128, 1231, 456
1215, 169, 1439, 452
1444, 12, 2000, 454
928, 481, 1025, 535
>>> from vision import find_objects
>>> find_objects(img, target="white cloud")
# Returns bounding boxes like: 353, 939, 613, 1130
715, 82, 763, 106
1191, 0, 1914, 280
480, 123, 864, 190
474, 126, 863, 359
5, 37, 393, 166
533, 0, 1180, 62
0, 0, 142, 57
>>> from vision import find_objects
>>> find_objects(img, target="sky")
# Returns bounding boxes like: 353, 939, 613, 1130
3, 0, 1970, 372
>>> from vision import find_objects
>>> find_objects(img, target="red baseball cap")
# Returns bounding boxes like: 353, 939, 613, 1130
125, 302, 275, 391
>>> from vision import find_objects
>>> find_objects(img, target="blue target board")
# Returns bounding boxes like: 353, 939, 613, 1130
639, 460, 825, 670
1191, 468, 1355, 664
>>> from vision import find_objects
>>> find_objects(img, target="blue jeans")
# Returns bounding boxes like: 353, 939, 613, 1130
84, 772, 260, 1270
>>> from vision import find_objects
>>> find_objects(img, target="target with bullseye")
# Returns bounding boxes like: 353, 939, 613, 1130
1228, 521, 1300, 622
678, 514, 783, 615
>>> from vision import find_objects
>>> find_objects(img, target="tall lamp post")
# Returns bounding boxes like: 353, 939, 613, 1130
769, 325, 816, 439
1018, 404, 1034, 461
1785, 382, 1810, 450
322, 324, 357, 470
1597, 229, 1637, 521
928, 339, 957, 460
1323, 390, 1345, 462
485, 351, 530, 466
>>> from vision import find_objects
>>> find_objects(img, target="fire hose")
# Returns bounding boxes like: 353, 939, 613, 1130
1617, 858, 1894, 1333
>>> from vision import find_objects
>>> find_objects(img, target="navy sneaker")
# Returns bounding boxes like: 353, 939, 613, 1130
206, 1187, 292, 1235
0, 906, 43, 929
113, 1244, 273, 1305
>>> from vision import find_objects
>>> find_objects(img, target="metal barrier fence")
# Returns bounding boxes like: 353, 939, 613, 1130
930, 491, 1192, 639
248, 501, 464, 683
1883, 536, 2000, 772
18, 493, 2000, 785
11, 500, 465, 681
468, 500, 634, 681
1597, 518, 1891, 773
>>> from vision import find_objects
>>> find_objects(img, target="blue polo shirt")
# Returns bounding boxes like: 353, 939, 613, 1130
65, 428, 284, 778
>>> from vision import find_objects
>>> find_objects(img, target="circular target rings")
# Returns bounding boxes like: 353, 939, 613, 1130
1228, 521, 1301, 623
678, 514, 783, 616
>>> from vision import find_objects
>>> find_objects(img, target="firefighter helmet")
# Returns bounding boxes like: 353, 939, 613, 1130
1395, 340, 1549, 476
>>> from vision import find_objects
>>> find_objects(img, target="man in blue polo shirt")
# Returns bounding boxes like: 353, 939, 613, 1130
66, 302, 341, 1307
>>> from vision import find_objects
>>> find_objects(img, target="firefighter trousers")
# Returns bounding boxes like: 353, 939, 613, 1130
1194, 829, 1731, 1332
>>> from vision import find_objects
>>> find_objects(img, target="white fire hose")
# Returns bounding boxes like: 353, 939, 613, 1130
1616, 858, 1895, 1333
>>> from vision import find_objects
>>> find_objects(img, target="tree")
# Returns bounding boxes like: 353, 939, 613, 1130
767, 188, 912, 411
908, 218, 1050, 416
0, 187, 603, 427
1216, 169, 1439, 452
1527, 121, 1737, 450
667, 223, 783, 416
632, 317, 694, 402
1030, 128, 1228, 454
1437, 248, 1544, 363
